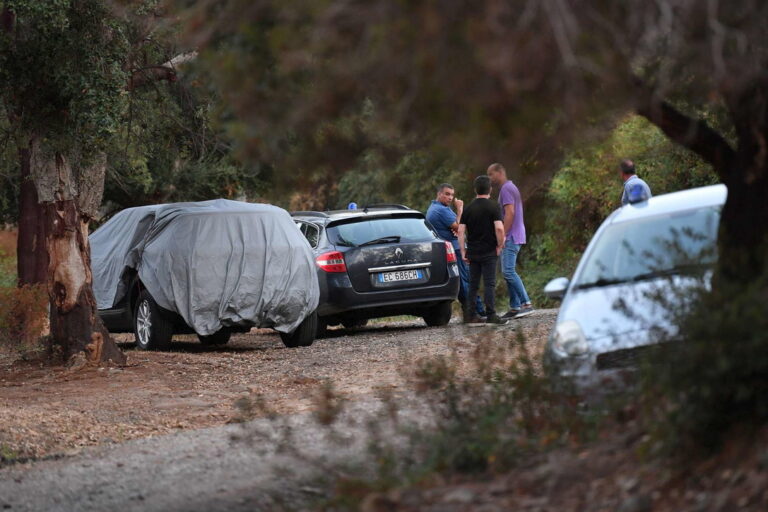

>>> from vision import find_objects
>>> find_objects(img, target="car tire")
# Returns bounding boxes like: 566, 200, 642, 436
422, 301, 453, 327
133, 290, 174, 350
280, 312, 318, 348
198, 328, 232, 346
316, 318, 328, 339
341, 318, 368, 329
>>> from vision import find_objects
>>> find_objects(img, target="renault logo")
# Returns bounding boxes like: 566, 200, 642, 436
394, 248, 403, 258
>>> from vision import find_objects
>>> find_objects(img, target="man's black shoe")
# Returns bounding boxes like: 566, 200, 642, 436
501, 308, 520, 319
486, 314, 508, 325
463, 314, 486, 325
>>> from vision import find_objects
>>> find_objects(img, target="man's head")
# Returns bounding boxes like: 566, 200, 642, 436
435, 183, 455, 206
486, 162, 507, 187
619, 159, 636, 180
474, 175, 491, 196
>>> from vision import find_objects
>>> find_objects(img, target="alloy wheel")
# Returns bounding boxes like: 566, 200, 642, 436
136, 299, 153, 346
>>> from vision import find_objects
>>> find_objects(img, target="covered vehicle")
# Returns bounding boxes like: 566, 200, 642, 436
91, 199, 320, 349
542, 184, 726, 386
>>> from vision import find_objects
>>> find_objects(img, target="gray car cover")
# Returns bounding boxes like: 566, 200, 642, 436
90, 199, 319, 334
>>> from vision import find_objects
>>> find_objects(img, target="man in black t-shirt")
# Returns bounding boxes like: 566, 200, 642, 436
457, 175, 508, 325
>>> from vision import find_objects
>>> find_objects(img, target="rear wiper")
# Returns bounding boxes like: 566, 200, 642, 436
335, 237, 355, 247
574, 278, 625, 290
359, 235, 401, 247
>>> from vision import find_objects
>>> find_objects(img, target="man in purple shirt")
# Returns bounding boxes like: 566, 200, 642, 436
487, 163, 534, 319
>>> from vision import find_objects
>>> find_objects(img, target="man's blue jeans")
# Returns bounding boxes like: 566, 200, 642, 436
501, 243, 531, 310
456, 250, 485, 315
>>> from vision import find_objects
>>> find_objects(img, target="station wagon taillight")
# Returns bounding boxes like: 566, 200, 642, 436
316, 251, 347, 272
445, 242, 457, 263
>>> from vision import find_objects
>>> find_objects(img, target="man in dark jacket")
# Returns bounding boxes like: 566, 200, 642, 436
457, 175, 508, 325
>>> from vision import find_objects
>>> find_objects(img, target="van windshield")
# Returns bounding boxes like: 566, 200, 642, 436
574, 206, 720, 290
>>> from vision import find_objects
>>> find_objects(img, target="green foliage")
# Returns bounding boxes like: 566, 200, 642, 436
0, 115, 17, 224
334, 150, 475, 212
103, 67, 268, 212
642, 268, 768, 454
0, 240, 47, 351
0, 0, 129, 156
0, 247, 14, 289
0, 443, 19, 463
522, 115, 718, 307
319, 332, 599, 508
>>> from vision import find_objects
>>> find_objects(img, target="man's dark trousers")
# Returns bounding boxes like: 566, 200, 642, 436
466, 252, 498, 318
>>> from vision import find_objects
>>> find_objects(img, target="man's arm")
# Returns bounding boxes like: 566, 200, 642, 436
502, 203, 514, 237
449, 199, 464, 233
458, 223, 468, 262
494, 220, 505, 256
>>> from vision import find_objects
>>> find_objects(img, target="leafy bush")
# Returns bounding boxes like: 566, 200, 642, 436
0, 283, 48, 350
521, 114, 717, 307
0, 240, 48, 351
642, 270, 768, 454
318, 332, 600, 508
0, 251, 14, 289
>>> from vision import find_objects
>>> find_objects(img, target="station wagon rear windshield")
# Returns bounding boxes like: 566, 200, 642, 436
574, 206, 721, 289
327, 215, 436, 247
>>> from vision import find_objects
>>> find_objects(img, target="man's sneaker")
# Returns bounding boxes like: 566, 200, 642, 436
501, 308, 520, 319
485, 314, 508, 325
514, 304, 535, 319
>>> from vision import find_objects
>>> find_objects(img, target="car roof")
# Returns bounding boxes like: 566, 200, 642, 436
608, 183, 727, 225
291, 206, 423, 224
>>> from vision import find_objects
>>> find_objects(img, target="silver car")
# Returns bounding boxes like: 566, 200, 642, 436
543, 184, 727, 386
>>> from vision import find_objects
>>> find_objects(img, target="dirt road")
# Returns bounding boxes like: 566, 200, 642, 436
0, 310, 557, 510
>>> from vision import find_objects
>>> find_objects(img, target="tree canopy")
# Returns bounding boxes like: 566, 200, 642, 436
180, 0, 768, 285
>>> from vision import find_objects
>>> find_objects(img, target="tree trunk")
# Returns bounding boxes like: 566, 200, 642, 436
28, 140, 126, 365
17, 145, 47, 285
716, 86, 768, 287
635, 81, 768, 289
42, 199, 125, 364
717, 156, 768, 287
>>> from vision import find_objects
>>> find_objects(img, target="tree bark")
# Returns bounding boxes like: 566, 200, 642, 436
29, 140, 126, 365
634, 79, 768, 288
717, 164, 768, 285
17, 144, 48, 285
717, 84, 768, 286
633, 80, 736, 177
42, 199, 125, 364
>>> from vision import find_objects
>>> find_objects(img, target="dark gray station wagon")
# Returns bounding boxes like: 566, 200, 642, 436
292, 205, 461, 334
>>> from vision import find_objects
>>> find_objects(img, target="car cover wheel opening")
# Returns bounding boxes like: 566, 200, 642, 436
133, 290, 174, 350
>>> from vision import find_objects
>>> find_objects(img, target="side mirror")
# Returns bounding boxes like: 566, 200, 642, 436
544, 277, 570, 300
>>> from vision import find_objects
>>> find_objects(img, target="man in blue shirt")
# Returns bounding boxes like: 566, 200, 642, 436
426, 183, 485, 317
619, 159, 652, 205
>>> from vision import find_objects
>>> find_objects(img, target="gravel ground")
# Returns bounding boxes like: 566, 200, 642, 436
0, 309, 557, 511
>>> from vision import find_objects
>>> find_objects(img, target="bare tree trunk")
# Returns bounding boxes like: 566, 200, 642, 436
718, 155, 768, 286
715, 86, 768, 287
17, 144, 47, 285
29, 140, 125, 365
636, 81, 768, 288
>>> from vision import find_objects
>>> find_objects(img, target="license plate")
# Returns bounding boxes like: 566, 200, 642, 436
378, 269, 422, 283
